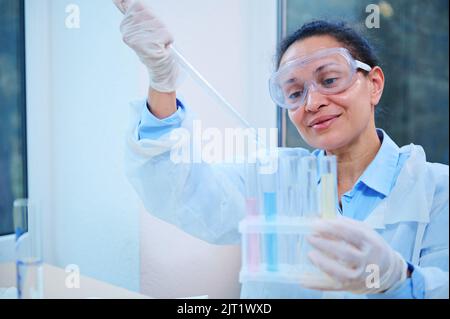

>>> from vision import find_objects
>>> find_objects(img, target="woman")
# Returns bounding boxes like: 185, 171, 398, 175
117, 0, 448, 298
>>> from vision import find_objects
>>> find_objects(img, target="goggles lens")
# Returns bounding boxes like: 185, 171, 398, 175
270, 48, 370, 110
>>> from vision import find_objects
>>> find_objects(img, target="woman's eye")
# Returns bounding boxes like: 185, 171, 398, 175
288, 91, 303, 100
322, 77, 339, 87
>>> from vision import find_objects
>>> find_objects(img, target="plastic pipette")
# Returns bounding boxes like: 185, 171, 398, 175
171, 46, 255, 131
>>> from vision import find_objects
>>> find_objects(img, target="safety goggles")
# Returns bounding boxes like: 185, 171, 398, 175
269, 48, 372, 110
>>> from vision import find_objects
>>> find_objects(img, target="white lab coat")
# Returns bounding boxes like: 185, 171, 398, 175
125, 100, 449, 298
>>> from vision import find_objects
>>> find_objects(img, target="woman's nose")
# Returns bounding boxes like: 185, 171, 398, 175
304, 86, 328, 112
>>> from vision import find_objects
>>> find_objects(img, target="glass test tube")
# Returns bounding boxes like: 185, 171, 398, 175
318, 156, 338, 219
301, 156, 319, 218
259, 153, 278, 222
291, 156, 318, 272
244, 161, 260, 272
277, 149, 305, 218
258, 153, 278, 272
277, 149, 308, 272
245, 161, 259, 218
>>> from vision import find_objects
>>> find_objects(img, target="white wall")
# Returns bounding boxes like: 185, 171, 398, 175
24, 0, 277, 296
26, 0, 142, 291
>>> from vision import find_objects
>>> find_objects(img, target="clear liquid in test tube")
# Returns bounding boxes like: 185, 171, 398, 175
301, 156, 320, 219
318, 156, 338, 219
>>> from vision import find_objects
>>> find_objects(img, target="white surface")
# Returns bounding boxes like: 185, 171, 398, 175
0, 287, 18, 299
0, 263, 149, 299
0, 235, 14, 262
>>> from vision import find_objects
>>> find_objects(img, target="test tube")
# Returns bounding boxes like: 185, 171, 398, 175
258, 152, 278, 272
259, 152, 278, 222
318, 156, 338, 219
245, 161, 259, 218
301, 156, 319, 218
244, 161, 260, 272
276, 149, 310, 275
290, 156, 317, 275
277, 148, 306, 218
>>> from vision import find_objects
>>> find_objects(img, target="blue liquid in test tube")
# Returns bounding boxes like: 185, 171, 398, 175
263, 192, 277, 221
258, 152, 279, 273
263, 192, 277, 271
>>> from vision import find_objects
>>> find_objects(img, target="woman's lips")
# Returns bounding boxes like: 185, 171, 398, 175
310, 115, 341, 131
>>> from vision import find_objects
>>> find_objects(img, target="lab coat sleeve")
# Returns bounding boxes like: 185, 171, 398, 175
124, 99, 246, 245
376, 163, 449, 299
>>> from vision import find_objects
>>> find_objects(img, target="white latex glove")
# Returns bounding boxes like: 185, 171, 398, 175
113, 0, 179, 92
301, 216, 408, 294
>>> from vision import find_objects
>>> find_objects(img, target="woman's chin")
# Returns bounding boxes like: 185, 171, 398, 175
304, 132, 348, 152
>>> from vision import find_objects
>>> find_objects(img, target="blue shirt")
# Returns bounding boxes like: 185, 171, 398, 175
133, 99, 448, 299
313, 130, 409, 222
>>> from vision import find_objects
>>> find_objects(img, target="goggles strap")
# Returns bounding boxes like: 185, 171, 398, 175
355, 60, 372, 72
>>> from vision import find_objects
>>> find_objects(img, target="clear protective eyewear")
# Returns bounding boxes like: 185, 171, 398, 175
269, 47, 372, 110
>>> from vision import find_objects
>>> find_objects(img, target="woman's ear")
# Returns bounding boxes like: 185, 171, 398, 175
368, 66, 385, 106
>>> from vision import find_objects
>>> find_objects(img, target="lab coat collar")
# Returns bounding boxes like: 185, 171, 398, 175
357, 129, 400, 197
364, 143, 433, 229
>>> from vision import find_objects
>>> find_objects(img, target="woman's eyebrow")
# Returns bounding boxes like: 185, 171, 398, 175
283, 78, 297, 85
282, 62, 339, 85
314, 62, 338, 74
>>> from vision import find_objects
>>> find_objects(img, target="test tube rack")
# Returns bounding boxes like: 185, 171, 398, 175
239, 148, 338, 285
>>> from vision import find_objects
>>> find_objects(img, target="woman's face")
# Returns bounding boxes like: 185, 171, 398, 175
281, 36, 384, 151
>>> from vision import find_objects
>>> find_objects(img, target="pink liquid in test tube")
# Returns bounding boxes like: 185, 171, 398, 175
246, 198, 260, 272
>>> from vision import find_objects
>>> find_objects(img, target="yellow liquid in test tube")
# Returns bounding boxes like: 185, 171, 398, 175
320, 173, 337, 219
